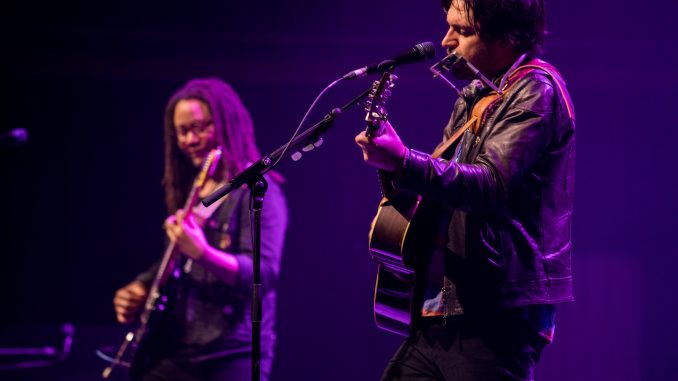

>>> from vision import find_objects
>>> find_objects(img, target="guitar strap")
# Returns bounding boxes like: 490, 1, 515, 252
431, 115, 477, 159
214, 186, 248, 252
430, 59, 574, 160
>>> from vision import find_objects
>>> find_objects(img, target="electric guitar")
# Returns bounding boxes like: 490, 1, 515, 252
102, 147, 222, 379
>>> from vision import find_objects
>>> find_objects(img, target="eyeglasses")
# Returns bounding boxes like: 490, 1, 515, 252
175, 120, 214, 136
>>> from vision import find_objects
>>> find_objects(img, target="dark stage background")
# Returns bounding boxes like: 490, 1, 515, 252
2, 1, 677, 380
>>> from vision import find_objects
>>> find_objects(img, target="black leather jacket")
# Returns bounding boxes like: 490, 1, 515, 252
395, 59, 575, 312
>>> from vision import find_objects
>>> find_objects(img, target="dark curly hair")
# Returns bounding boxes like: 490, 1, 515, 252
442, 0, 545, 54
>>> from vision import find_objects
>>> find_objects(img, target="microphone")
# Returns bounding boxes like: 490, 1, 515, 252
59, 323, 75, 361
0, 128, 29, 147
342, 42, 436, 80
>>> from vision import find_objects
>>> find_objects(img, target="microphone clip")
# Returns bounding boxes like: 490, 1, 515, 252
342, 59, 396, 80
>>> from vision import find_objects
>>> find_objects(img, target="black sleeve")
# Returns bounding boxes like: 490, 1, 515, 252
394, 76, 561, 214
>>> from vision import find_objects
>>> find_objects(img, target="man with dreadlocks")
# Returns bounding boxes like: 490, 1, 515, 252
355, 0, 575, 380
113, 78, 287, 381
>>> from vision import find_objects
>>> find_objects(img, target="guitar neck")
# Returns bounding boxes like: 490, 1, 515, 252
376, 169, 395, 199
142, 179, 203, 314
363, 72, 398, 198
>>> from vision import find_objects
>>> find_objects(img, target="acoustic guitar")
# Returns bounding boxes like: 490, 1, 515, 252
363, 72, 441, 337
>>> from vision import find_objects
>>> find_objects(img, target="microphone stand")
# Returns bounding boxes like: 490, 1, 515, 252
202, 86, 372, 381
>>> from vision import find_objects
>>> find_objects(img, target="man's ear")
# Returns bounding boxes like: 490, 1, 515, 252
497, 36, 516, 50
494, 37, 518, 59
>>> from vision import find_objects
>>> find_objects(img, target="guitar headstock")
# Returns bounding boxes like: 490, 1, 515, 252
364, 72, 398, 138
193, 147, 223, 188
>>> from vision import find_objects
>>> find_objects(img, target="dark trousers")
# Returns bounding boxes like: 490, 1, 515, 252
380, 315, 548, 381
140, 354, 271, 381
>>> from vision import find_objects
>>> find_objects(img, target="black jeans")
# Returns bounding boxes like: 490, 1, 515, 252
140, 354, 271, 381
380, 314, 548, 381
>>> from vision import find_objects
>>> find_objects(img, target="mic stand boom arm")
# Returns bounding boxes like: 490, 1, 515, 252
200, 85, 372, 381
201, 85, 371, 207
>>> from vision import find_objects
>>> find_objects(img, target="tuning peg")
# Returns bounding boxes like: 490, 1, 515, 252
291, 151, 302, 161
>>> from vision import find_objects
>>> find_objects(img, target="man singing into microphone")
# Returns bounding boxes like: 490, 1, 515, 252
356, 1, 575, 380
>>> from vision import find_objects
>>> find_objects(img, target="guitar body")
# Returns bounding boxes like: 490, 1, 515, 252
127, 272, 182, 379
369, 190, 419, 335
102, 265, 182, 379
369, 188, 445, 336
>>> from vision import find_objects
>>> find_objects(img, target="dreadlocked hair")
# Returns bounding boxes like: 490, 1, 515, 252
162, 78, 264, 214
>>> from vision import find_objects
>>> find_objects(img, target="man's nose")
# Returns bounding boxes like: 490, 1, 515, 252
441, 30, 458, 51
442, 39, 457, 52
